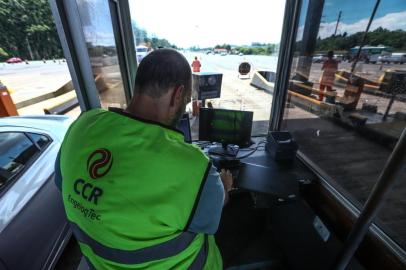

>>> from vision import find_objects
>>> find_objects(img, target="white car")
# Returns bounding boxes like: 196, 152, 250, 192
312, 54, 326, 63
0, 115, 74, 270
136, 45, 149, 64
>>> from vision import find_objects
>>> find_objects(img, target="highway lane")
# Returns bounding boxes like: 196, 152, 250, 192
183, 52, 279, 74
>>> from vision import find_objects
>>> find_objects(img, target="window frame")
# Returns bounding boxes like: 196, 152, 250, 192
269, 0, 303, 131
50, 0, 138, 110
0, 131, 53, 197
26, 133, 51, 151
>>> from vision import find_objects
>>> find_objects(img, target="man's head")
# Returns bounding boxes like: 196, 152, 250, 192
194, 56, 198, 60
128, 49, 192, 127
327, 50, 334, 59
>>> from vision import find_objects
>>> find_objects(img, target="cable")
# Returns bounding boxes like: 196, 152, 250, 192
196, 139, 267, 160
235, 140, 267, 159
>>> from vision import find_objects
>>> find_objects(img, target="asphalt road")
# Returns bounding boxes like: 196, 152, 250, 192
183, 52, 279, 74
0, 60, 71, 104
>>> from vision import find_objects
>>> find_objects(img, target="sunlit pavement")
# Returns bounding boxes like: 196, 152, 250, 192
0, 60, 71, 104
184, 52, 276, 121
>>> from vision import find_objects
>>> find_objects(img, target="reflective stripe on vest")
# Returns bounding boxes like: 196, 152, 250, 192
188, 235, 208, 270
70, 222, 207, 266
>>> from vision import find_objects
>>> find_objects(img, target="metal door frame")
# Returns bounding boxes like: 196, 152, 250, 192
49, 0, 137, 110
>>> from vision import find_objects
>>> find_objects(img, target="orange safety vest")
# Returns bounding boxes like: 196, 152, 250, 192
320, 59, 338, 86
192, 60, 201, 72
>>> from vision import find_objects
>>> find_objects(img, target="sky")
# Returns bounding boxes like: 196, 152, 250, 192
298, 0, 406, 39
80, 0, 406, 48
128, 0, 286, 48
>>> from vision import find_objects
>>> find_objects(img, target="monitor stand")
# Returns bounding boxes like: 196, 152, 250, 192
208, 143, 239, 158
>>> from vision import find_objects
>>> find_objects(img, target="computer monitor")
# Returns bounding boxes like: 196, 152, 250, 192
176, 113, 192, 143
199, 108, 253, 148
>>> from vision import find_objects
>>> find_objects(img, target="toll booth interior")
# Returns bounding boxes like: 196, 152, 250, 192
50, 0, 406, 269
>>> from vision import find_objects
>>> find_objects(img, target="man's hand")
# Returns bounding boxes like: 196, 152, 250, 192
220, 169, 233, 204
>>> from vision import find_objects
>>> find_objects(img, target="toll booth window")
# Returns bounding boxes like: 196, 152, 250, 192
128, 0, 286, 138
0, 133, 39, 190
75, 0, 127, 109
281, 0, 406, 251
0, 1, 79, 117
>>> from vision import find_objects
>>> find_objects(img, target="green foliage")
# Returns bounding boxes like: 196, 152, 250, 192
0, 47, 8, 61
0, 0, 63, 60
0, 47, 8, 57
189, 46, 201, 51
26, 24, 51, 33
131, 21, 177, 50
215, 44, 231, 51
315, 27, 406, 52
213, 43, 277, 55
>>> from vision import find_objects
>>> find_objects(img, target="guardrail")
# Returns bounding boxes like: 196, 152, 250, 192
15, 80, 74, 109
44, 96, 79, 115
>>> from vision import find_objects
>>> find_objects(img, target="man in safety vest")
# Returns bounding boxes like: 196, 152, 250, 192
55, 49, 231, 269
191, 56, 201, 72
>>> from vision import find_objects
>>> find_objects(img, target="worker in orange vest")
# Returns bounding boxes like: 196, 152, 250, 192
191, 56, 201, 72
319, 50, 338, 101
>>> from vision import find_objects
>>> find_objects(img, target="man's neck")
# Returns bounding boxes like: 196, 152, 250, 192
125, 94, 171, 126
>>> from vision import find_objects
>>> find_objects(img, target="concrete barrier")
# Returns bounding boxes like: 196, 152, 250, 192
250, 71, 275, 93
17, 90, 78, 115
44, 96, 78, 115
15, 80, 74, 109
287, 90, 337, 116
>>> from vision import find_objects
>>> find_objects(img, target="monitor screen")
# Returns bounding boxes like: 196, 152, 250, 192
176, 114, 192, 143
199, 108, 253, 147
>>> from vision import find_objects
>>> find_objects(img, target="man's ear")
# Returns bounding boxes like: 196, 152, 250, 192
170, 85, 184, 107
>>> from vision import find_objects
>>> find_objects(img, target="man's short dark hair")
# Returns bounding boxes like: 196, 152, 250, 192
134, 49, 191, 98
327, 50, 334, 58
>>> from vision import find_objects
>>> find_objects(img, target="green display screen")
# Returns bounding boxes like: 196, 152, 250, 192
199, 108, 253, 147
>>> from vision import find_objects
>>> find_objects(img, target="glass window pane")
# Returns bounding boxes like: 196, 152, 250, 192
0, 133, 38, 190
76, 0, 127, 109
282, 0, 406, 250
0, 1, 80, 118
129, 0, 286, 138
27, 133, 51, 149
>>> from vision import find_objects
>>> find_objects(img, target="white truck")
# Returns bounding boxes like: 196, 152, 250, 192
379, 53, 406, 64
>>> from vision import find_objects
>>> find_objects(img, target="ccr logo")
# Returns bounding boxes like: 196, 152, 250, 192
87, 148, 113, 179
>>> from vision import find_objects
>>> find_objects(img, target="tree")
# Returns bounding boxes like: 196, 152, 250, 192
0, 0, 63, 60
131, 20, 177, 49
0, 47, 8, 61
0, 47, 8, 56
313, 28, 406, 52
